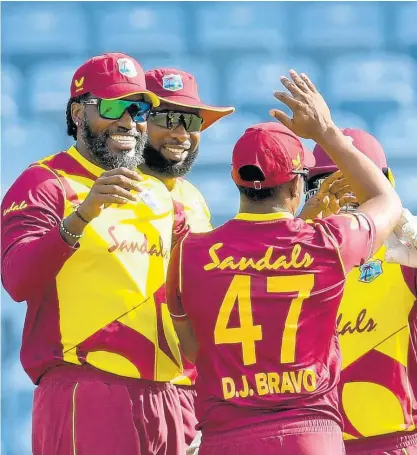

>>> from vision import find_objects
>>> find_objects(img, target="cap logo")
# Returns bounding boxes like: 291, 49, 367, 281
292, 152, 302, 170
162, 74, 183, 92
117, 58, 137, 78
74, 77, 84, 92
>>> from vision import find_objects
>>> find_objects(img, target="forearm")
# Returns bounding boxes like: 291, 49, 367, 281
2, 225, 78, 302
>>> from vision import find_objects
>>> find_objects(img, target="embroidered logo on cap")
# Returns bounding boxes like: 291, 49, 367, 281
162, 74, 184, 92
292, 152, 302, 169
117, 58, 137, 78
74, 77, 84, 92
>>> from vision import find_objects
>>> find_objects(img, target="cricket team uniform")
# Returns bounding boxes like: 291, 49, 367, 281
168, 210, 375, 455
1, 146, 188, 455
167, 176, 212, 446
338, 247, 417, 455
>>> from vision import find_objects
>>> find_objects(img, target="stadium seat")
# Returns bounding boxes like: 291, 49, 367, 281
329, 53, 416, 107
2, 120, 69, 187
188, 167, 240, 220
198, 113, 263, 165
396, 3, 417, 47
96, 4, 186, 56
330, 110, 371, 132
227, 57, 322, 106
375, 109, 417, 159
195, 3, 287, 52
140, 57, 220, 105
1, 2, 88, 55
28, 58, 88, 114
294, 2, 384, 50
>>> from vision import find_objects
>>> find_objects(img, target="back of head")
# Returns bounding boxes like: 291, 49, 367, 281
231, 122, 315, 209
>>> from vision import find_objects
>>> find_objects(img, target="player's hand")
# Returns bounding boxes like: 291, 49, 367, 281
77, 168, 143, 222
299, 171, 358, 219
270, 70, 336, 142
397, 209, 417, 249
385, 232, 417, 267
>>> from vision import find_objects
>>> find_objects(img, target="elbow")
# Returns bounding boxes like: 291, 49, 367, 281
2, 277, 27, 303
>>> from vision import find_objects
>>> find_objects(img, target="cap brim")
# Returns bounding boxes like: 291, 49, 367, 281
302, 144, 316, 169
157, 95, 235, 131
308, 165, 338, 180
91, 84, 160, 107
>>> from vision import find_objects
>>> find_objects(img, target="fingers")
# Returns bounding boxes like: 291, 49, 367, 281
96, 184, 138, 202
101, 167, 143, 182
289, 70, 310, 94
339, 195, 358, 207
269, 109, 293, 130
280, 75, 305, 98
318, 171, 343, 194
300, 73, 318, 93
98, 174, 142, 192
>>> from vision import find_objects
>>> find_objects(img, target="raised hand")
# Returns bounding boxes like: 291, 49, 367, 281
270, 70, 335, 142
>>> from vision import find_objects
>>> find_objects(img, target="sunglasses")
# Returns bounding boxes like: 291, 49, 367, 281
148, 110, 204, 133
82, 98, 152, 123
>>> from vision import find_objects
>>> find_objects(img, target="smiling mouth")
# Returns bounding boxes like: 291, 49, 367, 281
162, 145, 188, 161
109, 135, 137, 150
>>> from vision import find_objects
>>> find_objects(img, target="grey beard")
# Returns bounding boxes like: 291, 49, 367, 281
80, 118, 147, 171
142, 141, 199, 177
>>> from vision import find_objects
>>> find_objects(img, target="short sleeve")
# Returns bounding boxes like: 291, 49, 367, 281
317, 212, 375, 273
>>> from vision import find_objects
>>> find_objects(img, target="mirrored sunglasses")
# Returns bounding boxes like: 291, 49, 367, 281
148, 110, 203, 133
82, 98, 152, 123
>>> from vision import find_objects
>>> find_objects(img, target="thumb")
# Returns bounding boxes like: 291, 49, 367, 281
269, 110, 293, 130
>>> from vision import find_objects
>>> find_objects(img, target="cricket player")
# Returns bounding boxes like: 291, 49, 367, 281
302, 128, 417, 455
1, 53, 189, 455
143, 67, 235, 446
166, 70, 402, 454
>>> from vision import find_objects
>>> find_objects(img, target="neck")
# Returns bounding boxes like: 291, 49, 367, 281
75, 140, 102, 168
239, 199, 294, 215
139, 163, 176, 191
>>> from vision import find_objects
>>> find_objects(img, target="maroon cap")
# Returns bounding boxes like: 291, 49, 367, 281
309, 128, 388, 180
70, 53, 160, 106
232, 122, 315, 188
145, 68, 234, 131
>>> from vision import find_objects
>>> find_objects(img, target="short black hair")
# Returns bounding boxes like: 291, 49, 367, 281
236, 165, 281, 201
66, 93, 92, 140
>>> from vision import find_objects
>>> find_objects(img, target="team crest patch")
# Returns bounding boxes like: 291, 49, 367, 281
358, 259, 383, 283
162, 74, 183, 92
117, 58, 137, 78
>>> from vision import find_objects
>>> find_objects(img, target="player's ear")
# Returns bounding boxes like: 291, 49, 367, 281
289, 175, 301, 200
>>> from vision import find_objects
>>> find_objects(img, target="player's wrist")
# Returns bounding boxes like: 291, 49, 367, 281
311, 122, 340, 145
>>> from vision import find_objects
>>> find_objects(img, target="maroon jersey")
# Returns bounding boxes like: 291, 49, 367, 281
167, 211, 375, 432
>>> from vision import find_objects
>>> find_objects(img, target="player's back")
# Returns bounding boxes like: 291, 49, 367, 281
179, 212, 373, 432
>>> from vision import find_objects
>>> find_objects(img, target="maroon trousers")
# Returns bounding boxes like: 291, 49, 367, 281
32, 364, 186, 455
199, 419, 345, 455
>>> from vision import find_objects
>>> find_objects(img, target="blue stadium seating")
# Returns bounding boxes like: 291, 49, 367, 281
227, 57, 322, 106
1, 2, 88, 56
28, 59, 88, 114
139, 57, 220, 105
95, 3, 186, 56
195, 3, 287, 52
294, 2, 385, 50
197, 113, 263, 165
328, 53, 417, 114
375, 109, 417, 159
396, 3, 417, 47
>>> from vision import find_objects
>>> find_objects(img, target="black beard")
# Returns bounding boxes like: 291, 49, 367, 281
142, 142, 199, 177
80, 118, 147, 171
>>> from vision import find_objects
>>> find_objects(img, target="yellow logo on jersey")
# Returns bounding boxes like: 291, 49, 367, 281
3, 200, 28, 216
74, 77, 84, 92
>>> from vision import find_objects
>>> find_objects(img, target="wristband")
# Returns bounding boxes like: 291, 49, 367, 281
74, 206, 91, 224
60, 219, 84, 239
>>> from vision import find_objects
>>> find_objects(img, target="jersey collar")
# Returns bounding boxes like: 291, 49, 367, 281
235, 212, 294, 222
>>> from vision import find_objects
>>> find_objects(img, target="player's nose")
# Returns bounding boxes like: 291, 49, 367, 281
170, 124, 190, 142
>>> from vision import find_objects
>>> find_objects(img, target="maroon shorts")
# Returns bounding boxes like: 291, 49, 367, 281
175, 384, 198, 446
199, 419, 345, 455
345, 431, 417, 455
32, 364, 186, 455
346, 447, 417, 455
